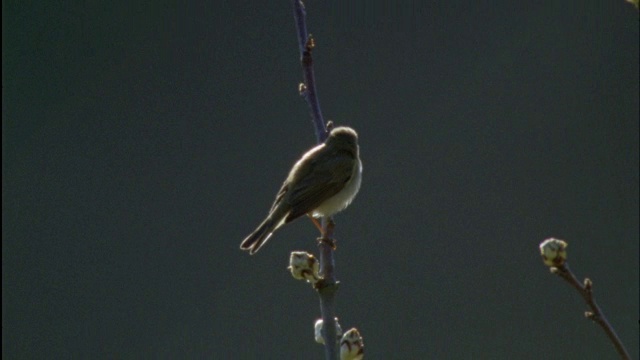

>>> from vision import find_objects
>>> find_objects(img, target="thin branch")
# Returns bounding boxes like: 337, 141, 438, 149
552, 264, 631, 360
291, 1, 338, 359
316, 220, 339, 358
292, 0, 327, 142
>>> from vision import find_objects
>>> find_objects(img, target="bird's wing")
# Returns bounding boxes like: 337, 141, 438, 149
284, 150, 355, 222
267, 144, 325, 214
269, 181, 289, 213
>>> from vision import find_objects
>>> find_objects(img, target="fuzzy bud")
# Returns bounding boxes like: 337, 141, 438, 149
314, 318, 343, 345
340, 328, 364, 360
539, 238, 568, 267
288, 251, 320, 284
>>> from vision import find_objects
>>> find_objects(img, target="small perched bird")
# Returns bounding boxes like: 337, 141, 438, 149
240, 126, 362, 254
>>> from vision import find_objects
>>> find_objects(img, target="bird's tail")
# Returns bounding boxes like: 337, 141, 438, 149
240, 217, 277, 255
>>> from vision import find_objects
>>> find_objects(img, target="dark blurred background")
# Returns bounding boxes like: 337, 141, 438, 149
3, 1, 638, 359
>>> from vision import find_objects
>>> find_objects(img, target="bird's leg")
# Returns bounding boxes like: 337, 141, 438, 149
323, 218, 337, 249
307, 214, 324, 235
326, 217, 335, 234
307, 215, 337, 250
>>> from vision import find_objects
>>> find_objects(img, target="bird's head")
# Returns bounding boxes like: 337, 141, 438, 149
326, 126, 358, 149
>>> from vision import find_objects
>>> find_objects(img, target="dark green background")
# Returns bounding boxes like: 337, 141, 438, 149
3, 1, 638, 359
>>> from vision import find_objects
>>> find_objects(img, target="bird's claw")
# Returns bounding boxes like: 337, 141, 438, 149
317, 236, 337, 250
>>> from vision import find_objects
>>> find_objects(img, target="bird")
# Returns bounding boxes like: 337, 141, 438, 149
240, 126, 362, 255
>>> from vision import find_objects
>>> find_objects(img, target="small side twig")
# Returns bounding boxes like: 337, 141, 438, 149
551, 265, 631, 360
540, 238, 630, 360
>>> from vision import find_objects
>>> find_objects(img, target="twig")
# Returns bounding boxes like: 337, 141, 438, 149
291, 1, 338, 359
292, 0, 327, 142
552, 264, 631, 360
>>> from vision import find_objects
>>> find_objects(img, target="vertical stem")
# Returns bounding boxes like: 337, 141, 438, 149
292, 0, 327, 142
317, 218, 338, 360
292, 1, 338, 358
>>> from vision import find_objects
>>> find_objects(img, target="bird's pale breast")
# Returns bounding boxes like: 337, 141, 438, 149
311, 158, 362, 217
